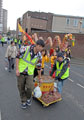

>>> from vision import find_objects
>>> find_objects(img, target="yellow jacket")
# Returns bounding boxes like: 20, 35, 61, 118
51, 56, 57, 65
42, 55, 49, 68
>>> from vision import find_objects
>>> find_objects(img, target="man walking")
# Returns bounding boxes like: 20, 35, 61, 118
5, 41, 17, 72
16, 39, 45, 109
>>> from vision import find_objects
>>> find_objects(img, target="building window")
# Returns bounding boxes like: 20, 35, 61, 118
25, 28, 28, 33
73, 19, 78, 26
66, 18, 70, 25
82, 20, 84, 28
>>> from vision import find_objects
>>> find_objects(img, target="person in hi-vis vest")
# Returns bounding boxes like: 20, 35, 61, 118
16, 39, 45, 109
1, 37, 5, 47
50, 52, 70, 94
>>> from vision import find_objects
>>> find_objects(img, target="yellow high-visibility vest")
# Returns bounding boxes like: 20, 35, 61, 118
56, 61, 69, 79
19, 46, 39, 75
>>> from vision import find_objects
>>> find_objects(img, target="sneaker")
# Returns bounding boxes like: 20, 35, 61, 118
26, 99, 32, 106
9, 70, 11, 72
12, 64, 14, 70
5, 67, 8, 70
21, 102, 27, 109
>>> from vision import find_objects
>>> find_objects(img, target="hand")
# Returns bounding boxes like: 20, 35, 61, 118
16, 69, 20, 76
55, 76, 59, 80
41, 69, 43, 72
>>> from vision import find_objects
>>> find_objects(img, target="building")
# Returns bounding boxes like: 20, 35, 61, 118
17, 11, 53, 34
16, 11, 84, 37
52, 14, 84, 33
3, 9, 7, 33
0, 0, 7, 34
0, 0, 3, 34
16, 17, 22, 38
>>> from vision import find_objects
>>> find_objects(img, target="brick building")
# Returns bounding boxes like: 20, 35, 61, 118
16, 17, 22, 38
22, 11, 53, 33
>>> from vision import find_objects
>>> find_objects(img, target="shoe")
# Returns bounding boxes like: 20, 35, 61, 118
21, 102, 27, 109
12, 64, 14, 70
26, 99, 32, 106
9, 70, 11, 72
5, 67, 8, 70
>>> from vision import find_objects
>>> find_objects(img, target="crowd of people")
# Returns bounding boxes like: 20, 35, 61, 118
3, 33, 71, 109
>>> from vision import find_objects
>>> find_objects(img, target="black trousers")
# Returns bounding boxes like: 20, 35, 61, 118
8, 58, 15, 71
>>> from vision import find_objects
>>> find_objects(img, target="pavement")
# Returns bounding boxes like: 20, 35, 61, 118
0, 44, 84, 120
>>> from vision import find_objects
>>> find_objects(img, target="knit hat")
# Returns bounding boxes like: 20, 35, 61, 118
57, 52, 64, 58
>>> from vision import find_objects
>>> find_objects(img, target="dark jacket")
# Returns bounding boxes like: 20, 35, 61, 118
50, 58, 70, 80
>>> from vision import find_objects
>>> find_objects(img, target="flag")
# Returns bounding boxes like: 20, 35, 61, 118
18, 23, 35, 44
18, 23, 25, 34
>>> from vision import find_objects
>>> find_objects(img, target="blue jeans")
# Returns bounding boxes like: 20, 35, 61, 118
19, 44, 21, 49
57, 81, 64, 94
57, 79, 67, 94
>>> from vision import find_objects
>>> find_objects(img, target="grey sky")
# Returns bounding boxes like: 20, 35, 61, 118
3, 0, 84, 30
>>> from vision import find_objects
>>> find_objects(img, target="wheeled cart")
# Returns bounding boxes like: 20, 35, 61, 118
33, 75, 62, 107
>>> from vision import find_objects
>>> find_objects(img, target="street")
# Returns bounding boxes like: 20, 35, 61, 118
0, 44, 84, 120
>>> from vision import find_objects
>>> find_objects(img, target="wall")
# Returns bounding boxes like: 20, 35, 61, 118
37, 32, 84, 59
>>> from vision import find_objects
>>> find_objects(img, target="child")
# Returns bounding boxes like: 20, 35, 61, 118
33, 49, 49, 79
65, 45, 71, 59
50, 50, 57, 78
63, 51, 71, 69
41, 49, 49, 75
51, 50, 57, 68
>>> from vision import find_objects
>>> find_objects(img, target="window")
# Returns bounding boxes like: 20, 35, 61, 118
25, 28, 28, 33
73, 19, 78, 26
66, 18, 70, 25
82, 19, 84, 28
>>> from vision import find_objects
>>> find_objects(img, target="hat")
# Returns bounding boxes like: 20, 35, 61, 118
57, 52, 64, 58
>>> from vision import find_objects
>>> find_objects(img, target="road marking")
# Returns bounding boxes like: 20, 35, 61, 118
71, 70, 84, 78
0, 110, 1, 120
45, 64, 84, 90
77, 83, 84, 89
45, 64, 84, 79
68, 78, 74, 82
71, 63, 84, 66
